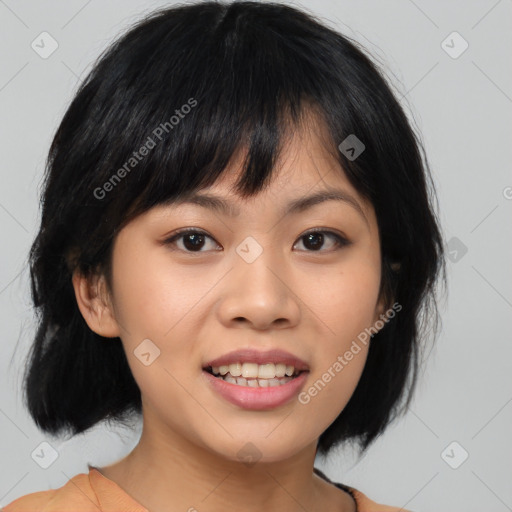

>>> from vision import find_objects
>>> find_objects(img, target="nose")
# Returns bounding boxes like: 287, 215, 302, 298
216, 246, 301, 331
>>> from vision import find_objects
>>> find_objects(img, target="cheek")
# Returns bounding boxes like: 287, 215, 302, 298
110, 243, 208, 339
110, 248, 161, 335
296, 251, 379, 411
108, 249, 200, 408
108, 244, 221, 395
304, 252, 382, 342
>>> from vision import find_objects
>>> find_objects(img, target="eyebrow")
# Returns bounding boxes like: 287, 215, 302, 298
172, 188, 369, 227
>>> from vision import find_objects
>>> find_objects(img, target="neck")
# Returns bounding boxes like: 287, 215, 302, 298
97, 419, 354, 512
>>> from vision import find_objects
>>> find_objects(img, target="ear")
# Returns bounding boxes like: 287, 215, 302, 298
72, 270, 121, 338
370, 292, 393, 336
371, 261, 401, 332
373, 295, 387, 324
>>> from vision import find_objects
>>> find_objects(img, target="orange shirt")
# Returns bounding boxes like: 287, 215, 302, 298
2, 466, 410, 512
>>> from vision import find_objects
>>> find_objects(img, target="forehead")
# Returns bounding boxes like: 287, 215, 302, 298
190, 119, 373, 220
210, 113, 348, 188
126, 106, 377, 234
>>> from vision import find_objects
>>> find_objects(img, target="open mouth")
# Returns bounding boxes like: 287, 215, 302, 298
203, 365, 308, 388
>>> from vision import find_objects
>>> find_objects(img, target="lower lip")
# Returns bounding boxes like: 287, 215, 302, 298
202, 370, 309, 410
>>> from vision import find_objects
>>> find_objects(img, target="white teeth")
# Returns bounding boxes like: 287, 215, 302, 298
225, 375, 237, 384
258, 363, 276, 379
241, 363, 259, 379
210, 362, 300, 379
215, 375, 294, 387
275, 363, 286, 377
229, 363, 242, 376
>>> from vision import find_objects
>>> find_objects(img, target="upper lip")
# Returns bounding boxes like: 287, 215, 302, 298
203, 349, 310, 371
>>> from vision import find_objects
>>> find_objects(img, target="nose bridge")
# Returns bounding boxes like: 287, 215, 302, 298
234, 235, 285, 299
218, 235, 300, 328
238, 241, 280, 289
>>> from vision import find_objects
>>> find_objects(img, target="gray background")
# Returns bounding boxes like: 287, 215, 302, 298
1, 1, 511, 511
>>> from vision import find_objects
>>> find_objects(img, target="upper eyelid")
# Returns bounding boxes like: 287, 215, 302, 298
166, 227, 347, 239
164, 227, 349, 249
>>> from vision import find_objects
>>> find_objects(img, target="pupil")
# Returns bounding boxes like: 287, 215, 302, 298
184, 233, 204, 251
304, 233, 323, 251
183, 233, 325, 251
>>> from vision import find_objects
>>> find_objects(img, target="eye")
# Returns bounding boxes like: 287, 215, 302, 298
293, 228, 350, 252
163, 227, 350, 254
163, 228, 220, 253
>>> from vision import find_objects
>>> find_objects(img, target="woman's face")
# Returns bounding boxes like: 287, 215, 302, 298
88, 124, 385, 464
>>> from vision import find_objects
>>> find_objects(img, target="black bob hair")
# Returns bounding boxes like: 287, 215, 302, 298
24, 0, 446, 457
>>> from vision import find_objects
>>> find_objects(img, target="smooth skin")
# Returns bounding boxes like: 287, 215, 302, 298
73, 115, 386, 512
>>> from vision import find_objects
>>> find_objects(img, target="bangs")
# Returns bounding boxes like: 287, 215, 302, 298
73, 3, 345, 239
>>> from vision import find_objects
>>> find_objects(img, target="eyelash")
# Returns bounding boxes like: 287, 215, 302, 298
163, 227, 350, 254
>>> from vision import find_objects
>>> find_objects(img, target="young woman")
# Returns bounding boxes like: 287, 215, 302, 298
4, 1, 445, 511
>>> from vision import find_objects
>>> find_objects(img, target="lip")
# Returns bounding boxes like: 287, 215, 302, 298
203, 348, 310, 371
202, 369, 309, 410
